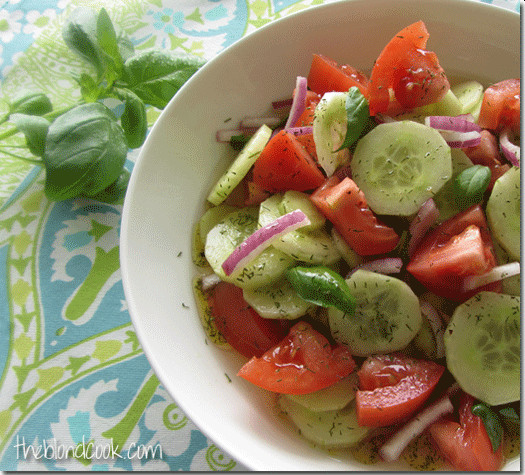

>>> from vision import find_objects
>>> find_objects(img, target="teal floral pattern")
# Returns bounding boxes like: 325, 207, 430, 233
0, 0, 519, 471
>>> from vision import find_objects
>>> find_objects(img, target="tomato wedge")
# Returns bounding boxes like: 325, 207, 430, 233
209, 281, 289, 359
293, 90, 321, 127
477, 78, 520, 132
252, 130, 325, 192
406, 205, 501, 301
355, 353, 445, 427
367, 21, 450, 115
310, 176, 399, 256
237, 321, 356, 395
307, 54, 369, 96
429, 393, 504, 471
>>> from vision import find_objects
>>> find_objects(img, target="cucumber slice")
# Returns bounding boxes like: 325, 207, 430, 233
313, 92, 351, 176
493, 240, 521, 296
328, 270, 422, 356
284, 373, 359, 412
444, 292, 520, 406
242, 278, 315, 320
486, 166, 520, 260
207, 124, 272, 205
394, 89, 463, 123
199, 204, 239, 240
204, 208, 294, 289
351, 120, 452, 216
278, 396, 369, 448
330, 228, 364, 269
259, 194, 341, 266
451, 81, 484, 115
280, 190, 326, 230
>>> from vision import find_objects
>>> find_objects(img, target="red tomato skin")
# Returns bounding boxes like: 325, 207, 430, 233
429, 393, 504, 471
310, 176, 399, 256
252, 130, 325, 192
462, 130, 511, 189
237, 321, 356, 395
355, 353, 445, 427
406, 205, 501, 302
307, 54, 369, 96
478, 78, 520, 132
209, 281, 289, 359
367, 21, 450, 115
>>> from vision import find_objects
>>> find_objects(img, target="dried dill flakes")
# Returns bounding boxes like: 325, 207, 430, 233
402, 431, 445, 471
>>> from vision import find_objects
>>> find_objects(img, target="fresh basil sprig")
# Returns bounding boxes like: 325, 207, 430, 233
335, 86, 371, 152
0, 7, 205, 203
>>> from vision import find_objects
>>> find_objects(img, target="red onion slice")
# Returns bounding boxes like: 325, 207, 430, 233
272, 97, 293, 110
222, 210, 311, 276
286, 126, 314, 136
420, 300, 445, 358
284, 76, 308, 129
463, 262, 520, 292
408, 198, 439, 256
346, 257, 403, 278
379, 395, 453, 462
499, 127, 520, 167
216, 128, 244, 143
425, 115, 482, 148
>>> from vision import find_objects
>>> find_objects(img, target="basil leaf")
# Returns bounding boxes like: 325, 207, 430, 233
335, 86, 370, 152
72, 72, 104, 103
453, 165, 491, 208
113, 87, 147, 148
286, 266, 356, 315
118, 50, 205, 109
9, 91, 52, 116
42, 102, 127, 201
96, 8, 123, 82
63, 8, 104, 77
116, 32, 135, 62
84, 168, 130, 203
472, 403, 503, 452
10, 114, 50, 157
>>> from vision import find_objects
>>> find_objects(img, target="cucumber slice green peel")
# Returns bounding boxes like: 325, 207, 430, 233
286, 265, 356, 315
444, 292, 520, 406
351, 120, 452, 216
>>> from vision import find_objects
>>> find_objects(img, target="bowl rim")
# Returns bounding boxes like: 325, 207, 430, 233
120, 0, 520, 470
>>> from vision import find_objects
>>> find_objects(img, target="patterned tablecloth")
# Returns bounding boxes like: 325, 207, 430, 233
0, 0, 520, 471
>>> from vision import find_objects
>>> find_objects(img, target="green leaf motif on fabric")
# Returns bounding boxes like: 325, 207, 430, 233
65, 246, 120, 321
205, 445, 236, 471
11, 387, 37, 412
12, 279, 32, 307
13, 333, 34, 361
0, 410, 12, 440
124, 330, 140, 351
13, 365, 32, 391
92, 340, 122, 363
88, 219, 112, 242
186, 8, 204, 24
10, 256, 31, 276
36, 366, 65, 391
12, 230, 32, 256
21, 190, 44, 213
66, 355, 91, 375
14, 309, 35, 333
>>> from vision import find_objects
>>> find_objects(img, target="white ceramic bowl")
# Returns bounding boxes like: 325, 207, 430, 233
120, 0, 520, 470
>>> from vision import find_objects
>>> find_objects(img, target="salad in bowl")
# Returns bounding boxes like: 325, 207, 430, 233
120, 0, 520, 471
191, 20, 520, 471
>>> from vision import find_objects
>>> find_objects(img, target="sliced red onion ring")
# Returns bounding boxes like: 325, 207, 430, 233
216, 128, 244, 143
499, 127, 520, 167
379, 395, 453, 462
408, 198, 439, 256
284, 76, 308, 129
346, 257, 403, 278
222, 210, 311, 276
286, 126, 314, 136
272, 97, 293, 110
240, 116, 282, 129
425, 115, 482, 148
420, 300, 445, 359
463, 262, 520, 292
201, 273, 221, 291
